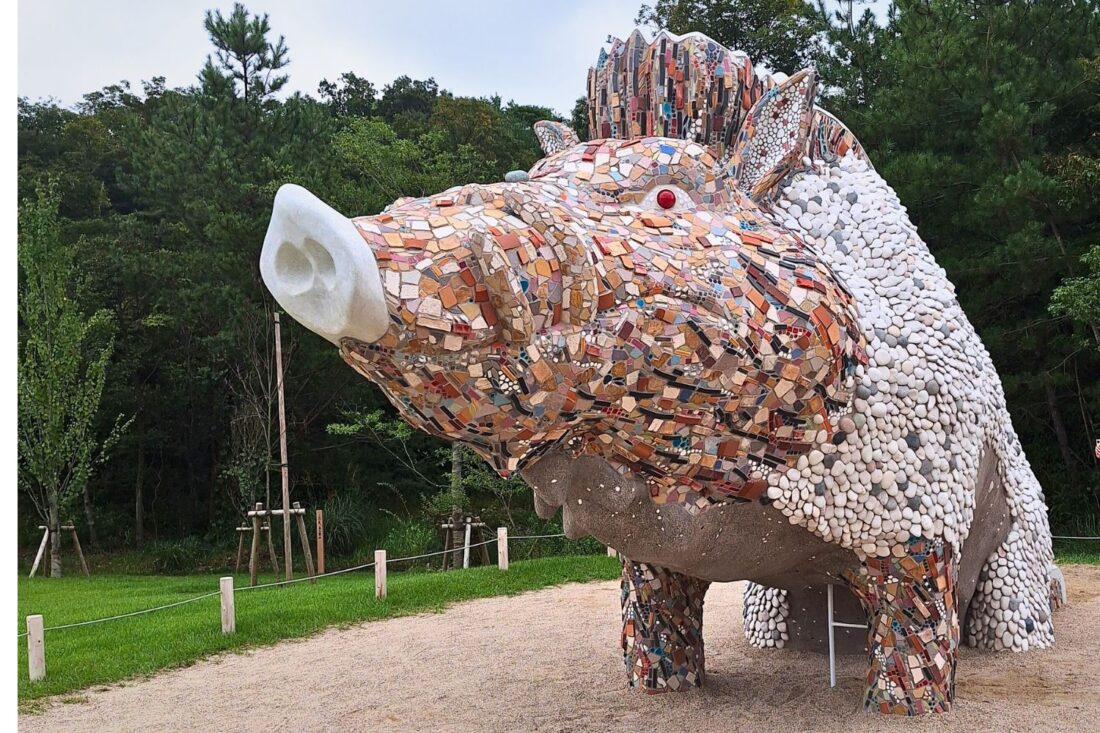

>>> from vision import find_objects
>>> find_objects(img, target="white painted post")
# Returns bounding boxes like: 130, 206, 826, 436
497, 527, 509, 571
27, 615, 45, 682
462, 520, 472, 569
606, 546, 618, 558
374, 550, 387, 599
827, 584, 836, 688
220, 576, 235, 634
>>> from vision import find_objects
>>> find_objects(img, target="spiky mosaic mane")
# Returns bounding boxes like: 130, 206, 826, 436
587, 29, 866, 166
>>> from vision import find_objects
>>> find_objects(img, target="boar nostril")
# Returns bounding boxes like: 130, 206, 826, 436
303, 237, 336, 288
274, 241, 313, 296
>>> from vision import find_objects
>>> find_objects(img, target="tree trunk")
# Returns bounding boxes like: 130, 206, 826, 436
1044, 377, 1076, 474
83, 483, 99, 550
450, 445, 464, 569
135, 440, 145, 547
48, 496, 62, 578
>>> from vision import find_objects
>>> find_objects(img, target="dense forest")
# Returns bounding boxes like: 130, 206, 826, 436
17, 0, 1100, 570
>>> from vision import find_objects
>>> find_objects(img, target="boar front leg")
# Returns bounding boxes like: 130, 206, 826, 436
846, 538, 959, 715
620, 559, 710, 693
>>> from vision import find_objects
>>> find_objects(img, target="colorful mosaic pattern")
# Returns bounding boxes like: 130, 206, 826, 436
261, 26, 1060, 718
621, 560, 710, 693
533, 120, 579, 156
846, 538, 959, 715
587, 30, 865, 168
339, 114, 866, 510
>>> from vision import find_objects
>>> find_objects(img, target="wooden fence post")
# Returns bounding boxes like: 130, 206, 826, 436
220, 577, 235, 634
27, 615, 45, 682
497, 527, 509, 571
375, 550, 387, 599
316, 509, 325, 575
462, 520, 472, 569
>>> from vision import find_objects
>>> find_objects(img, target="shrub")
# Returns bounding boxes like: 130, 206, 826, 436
147, 537, 206, 574
320, 492, 369, 556
380, 512, 435, 564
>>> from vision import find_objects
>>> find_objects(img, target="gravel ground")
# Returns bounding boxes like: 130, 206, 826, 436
19, 564, 1100, 733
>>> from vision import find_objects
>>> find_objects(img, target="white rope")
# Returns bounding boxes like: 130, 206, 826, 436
237, 560, 377, 591
386, 537, 498, 565
1052, 535, 1100, 540
19, 530, 579, 636
30, 591, 222, 633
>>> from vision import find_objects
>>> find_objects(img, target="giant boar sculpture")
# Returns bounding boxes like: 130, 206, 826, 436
260, 30, 1058, 715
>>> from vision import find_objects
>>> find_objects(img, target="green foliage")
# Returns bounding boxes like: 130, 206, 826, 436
636, 0, 826, 71
17, 185, 130, 539
16, 0, 1100, 561
146, 537, 208, 574
828, 0, 1100, 527
319, 492, 371, 555
1051, 246, 1100, 348
378, 511, 435, 561
200, 2, 289, 103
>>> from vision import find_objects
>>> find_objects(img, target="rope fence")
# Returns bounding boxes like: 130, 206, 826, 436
17, 528, 602, 680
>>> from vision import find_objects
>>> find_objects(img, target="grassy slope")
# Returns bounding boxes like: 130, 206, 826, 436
16, 555, 620, 703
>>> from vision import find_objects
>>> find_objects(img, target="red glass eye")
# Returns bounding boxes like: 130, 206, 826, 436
656, 188, 677, 209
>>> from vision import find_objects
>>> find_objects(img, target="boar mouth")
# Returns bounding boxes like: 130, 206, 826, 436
261, 184, 390, 345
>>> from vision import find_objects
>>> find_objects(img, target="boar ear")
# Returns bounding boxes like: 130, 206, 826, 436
534, 120, 580, 156
727, 68, 817, 201
469, 230, 535, 343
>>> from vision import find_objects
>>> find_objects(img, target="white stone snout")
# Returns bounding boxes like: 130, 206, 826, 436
260, 184, 389, 345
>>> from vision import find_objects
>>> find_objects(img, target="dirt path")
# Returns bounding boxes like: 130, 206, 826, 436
20, 565, 1100, 733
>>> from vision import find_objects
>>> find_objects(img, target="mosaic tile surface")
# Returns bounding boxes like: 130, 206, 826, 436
340, 123, 866, 511
587, 30, 865, 168
262, 26, 1060, 718
846, 538, 959, 714
621, 559, 709, 693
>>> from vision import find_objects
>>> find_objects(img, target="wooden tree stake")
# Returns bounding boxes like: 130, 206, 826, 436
29, 528, 49, 578
249, 502, 262, 587
234, 529, 245, 573
265, 523, 280, 576
293, 502, 315, 583
70, 527, 90, 577
27, 615, 45, 682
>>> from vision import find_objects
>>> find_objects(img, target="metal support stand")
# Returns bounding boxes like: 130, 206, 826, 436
827, 583, 866, 688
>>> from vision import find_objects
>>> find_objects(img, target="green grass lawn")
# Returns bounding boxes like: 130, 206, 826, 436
16, 544, 1097, 709
1053, 540, 1100, 565
16, 555, 620, 705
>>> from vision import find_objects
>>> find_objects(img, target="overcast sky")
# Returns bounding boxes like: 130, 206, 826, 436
20, 1, 891, 117
19, 0, 644, 116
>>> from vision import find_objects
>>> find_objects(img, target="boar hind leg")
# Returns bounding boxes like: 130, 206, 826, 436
846, 538, 959, 715
620, 559, 710, 693
742, 582, 789, 648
